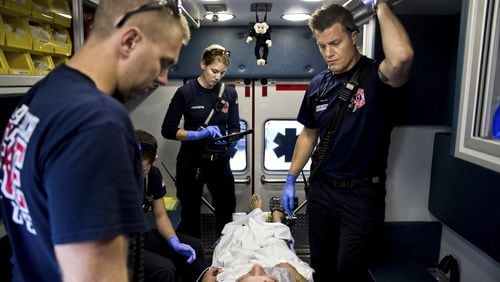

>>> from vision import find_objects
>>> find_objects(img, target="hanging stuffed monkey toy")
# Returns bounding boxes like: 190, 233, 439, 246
246, 9, 272, 65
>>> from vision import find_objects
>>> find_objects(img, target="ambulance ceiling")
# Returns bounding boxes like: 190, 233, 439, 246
183, 0, 462, 27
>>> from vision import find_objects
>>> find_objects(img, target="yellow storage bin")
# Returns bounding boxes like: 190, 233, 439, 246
51, 54, 67, 66
0, 49, 9, 74
2, 0, 33, 17
3, 17, 32, 51
31, 53, 54, 75
4, 51, 35, 75
50, 0, 71, 28
29, 23, 54, 53
51, 26, 71, 56
0, 14, 5, 46
31, 0, 54, 24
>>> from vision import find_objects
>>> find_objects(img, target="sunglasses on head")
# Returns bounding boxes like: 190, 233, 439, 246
203, 49, 231, 59
115, 0, 199, 28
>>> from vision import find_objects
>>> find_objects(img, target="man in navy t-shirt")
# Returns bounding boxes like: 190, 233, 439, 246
0, 0, 191, 281
282, 2, 414, 281
136, 129, 207, 282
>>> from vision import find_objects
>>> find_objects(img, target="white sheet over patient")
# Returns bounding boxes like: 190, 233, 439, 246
212, 208, 314, 281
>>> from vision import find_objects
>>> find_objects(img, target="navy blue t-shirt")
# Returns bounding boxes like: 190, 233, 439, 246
297, 56, 395, 179
145, 166, 166, 201
0, 64, 146, 281
143, 166, 166, 229
161, 79, 240, 152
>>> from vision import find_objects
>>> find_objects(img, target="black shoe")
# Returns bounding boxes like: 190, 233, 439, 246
269, 196, 284, 214
285, 215, 297, 227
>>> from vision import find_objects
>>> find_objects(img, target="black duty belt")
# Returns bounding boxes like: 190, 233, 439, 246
320, 174, 384, 189
200, 152, 228, 161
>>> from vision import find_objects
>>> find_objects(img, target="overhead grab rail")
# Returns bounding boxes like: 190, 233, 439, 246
178, 0, 200, 28
343, 0, 405, 26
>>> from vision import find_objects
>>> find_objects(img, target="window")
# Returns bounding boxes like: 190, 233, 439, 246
229, 120, 248, 172
263, 119, 311, 172
456, 0, 500, 173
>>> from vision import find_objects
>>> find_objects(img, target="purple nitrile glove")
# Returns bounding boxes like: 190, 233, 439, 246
361, 0, 376, 10
167, 235, 196, 264
493, 104, 500, 139
186, 125, 222, 141
282, 174, 297, 215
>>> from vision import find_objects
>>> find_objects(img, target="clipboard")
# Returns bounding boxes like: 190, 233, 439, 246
213, 129, 254, 142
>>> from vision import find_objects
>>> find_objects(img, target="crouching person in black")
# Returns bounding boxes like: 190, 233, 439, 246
136, 129, 207, 282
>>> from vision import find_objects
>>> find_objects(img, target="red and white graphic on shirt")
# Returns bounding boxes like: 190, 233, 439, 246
222, 102, 229, 113
1, 105, 39, 235
352, 88, 366, 109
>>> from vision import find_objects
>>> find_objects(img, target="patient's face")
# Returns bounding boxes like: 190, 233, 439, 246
236, 264, 278, 282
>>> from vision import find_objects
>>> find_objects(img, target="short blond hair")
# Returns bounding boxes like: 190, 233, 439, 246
91, 0, 190, 45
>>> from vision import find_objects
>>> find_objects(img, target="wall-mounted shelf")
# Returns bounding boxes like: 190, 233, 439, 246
0, 0, 98, 96
0, 75, 43, 95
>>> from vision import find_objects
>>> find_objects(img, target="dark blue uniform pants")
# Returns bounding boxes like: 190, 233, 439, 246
176, 152, 236, 238
143, 230, 207, 282
307, 176, 386, 282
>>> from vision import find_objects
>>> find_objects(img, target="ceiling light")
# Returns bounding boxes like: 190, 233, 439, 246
301, 0, 323, 2
281, 13, 311, 22
204, 12, 235, 22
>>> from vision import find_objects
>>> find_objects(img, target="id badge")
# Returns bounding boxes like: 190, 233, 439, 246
315, 98, 329, 112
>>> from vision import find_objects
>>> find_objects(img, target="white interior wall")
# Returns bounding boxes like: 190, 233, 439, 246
127, 80, 184, 197
385, 126, 451, 221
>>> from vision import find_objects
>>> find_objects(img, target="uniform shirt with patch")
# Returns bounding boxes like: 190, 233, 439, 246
161, 79, 240, 140
297, 56, 395, 179
0, 64, 146, 281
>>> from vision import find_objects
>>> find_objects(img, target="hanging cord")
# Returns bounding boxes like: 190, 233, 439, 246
129, 232, 145, 282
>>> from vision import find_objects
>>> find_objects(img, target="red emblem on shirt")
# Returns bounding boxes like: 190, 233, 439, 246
222, 102, 229, 113
349, 88, 365, 113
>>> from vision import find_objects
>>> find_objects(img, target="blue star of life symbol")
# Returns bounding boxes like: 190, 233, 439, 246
273, 128, 298, 162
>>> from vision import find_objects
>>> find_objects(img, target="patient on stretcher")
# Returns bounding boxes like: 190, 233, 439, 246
198, 194, 314, 282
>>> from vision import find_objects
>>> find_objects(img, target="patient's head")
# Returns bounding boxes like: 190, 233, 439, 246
236, 264, 278, 282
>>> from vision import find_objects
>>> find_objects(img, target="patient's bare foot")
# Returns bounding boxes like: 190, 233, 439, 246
249, 194, 263, 210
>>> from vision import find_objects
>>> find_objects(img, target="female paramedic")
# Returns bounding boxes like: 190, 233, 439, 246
161, 44, 240, 238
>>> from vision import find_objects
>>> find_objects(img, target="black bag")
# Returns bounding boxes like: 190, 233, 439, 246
201, 142, 228, 161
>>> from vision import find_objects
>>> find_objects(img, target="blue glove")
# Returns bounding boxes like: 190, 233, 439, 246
362, 0, 391, 11
186, 125, 222, 141
167, 236, 196, 264
282, 174, 297, 215
493, 104, 500, 139
361, 0, 376, 10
